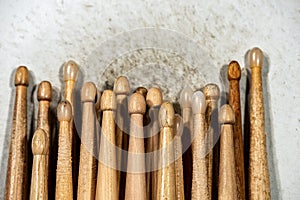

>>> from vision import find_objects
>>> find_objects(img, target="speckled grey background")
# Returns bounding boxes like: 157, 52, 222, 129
0, 0, 299, 199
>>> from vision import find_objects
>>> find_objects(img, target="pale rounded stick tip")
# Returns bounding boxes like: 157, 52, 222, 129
32, 128, 49, 155
146, 87, 163, 107
101, 90, 116, 111
249, 47, 264, 68
128, 93, 146, 115
179, 86, 193, 108
14, 66, 29, 86
113, 76, 130, 95
218, 104, 235, 124
228, 60, 241, 81
202, 83, 220, 100
135, 86, 148, 98
159, 102, 175, 127
57, 100, 72, 121
192, 91, 206, 114
63, 60, 79, 81
173, 114, 183, 136
37, 81, 52, 101
81, 82, 97, 102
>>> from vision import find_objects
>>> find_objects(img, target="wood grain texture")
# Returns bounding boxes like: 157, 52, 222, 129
5, 66, 29, 200
146, 87, 162, 200
156, 102, 176, 200
191, 91, 208, 200
77, 82, 97, 200
30, 129, 49, 200
125, 93, 147, 200
248, 47, 270, 200
174, 114, 185, 200
202, 83, 220, 200
218, 104, 237, 200
228, 61, 246, 200
56, 100, 73, 200
95, 90, 118, 200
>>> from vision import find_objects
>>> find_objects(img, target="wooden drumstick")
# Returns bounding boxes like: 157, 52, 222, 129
5, 66, 29, 200
125, 93, 147, 200
135, 87, 148, 99
56, 100, 73, 200
228, 61, 246, 200
30, 128, 49, 200
95, 90, 118, 200
218, 104, 237, 200
63, 60, 79, 197
77, 82, 97, 200
248, 48, 270, 199
156, 102, 176, 200
191, 91, 208, 200
173, 114, 185, 200
113, 76, 130, 188
146, 87, 163, 200
202, 83, 220, 200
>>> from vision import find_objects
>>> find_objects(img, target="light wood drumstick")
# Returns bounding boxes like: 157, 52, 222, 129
248, 47, 270, 199
113, 76, 130, 189
228, 61, 246, 200
125, 93, 147, 200
179, 86, 193, 200
218, 104, 237, 200
191, 91, 208, 200
5, 66, 29, 200
30, 128, 49, 200
77, 82, 97, 200
203, 83, 220, 200
95, 90, 118, 200
173, 114, 185, 200
146, 87, 163, 200
63, 60, 79, 197
156, 102, 176, 200
56, 100, 73, 200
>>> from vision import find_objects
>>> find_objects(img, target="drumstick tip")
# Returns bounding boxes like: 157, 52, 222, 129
57, 100, 72, 122
179, 86, 193, 109
101, 90, 116, 111
249, 47, 263, 68
135, 87, 148, 98
202, 83, 220, 100
37, 81, 52, 101
228, 61, 241, 81
159, 102, 175, 128
174, 114, 183, 136
113, 76, 130, 95
192, 91, 206, 114
32, 128, 49, 155
128, 93, 146, 115
146, 87, 163, 107
14, 66, 29, 86
218, 104, 235, 124
63, 60, 79, 81
81, 82, 97, 102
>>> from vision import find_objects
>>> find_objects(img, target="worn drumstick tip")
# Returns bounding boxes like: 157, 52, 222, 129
228, 61, 241, 81
179, 86, 193, 108
202, 83, 220, 101
32, 129, 49, 155
37, 81, 52, 101
135, 87, 148, 98
249, 47, 263, 68
81, 82, 97, 103
174, 114, 183, 136
101, 90, 116, 111
159, 102, 175, 128
146, 87, 163, 107
192, 91, 206, 115
14, 66, 29, 86
114, 76, 130, 95
128, 93, 146, 115
63, 60, 79, 82
57, 100, 72, 122
218, 105, 235, 124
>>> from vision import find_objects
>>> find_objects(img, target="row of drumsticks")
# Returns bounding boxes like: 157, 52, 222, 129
4, 47, 270, 200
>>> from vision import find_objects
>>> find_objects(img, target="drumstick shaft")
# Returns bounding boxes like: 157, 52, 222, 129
5, 66, 29, 200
